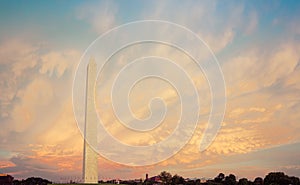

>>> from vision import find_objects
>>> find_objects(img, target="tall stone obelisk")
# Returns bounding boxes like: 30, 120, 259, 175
83, 58, 98, 184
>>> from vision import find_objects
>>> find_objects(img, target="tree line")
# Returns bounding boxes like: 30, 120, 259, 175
142, 171, 300, 185
8, 171, 300, 185
12, 177, 51, 185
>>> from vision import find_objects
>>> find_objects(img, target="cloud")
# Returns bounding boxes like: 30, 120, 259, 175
1, 0, 300, 181
70, 3, 299, 168
34, 99, 83, 157
0, 160, 15, 168
39, 50, 79, 78
76, 1, 118, 34
139, 1, 261, 53
11, 78, 54, 132
223, 43, 299, 97
0, 39, 40, 121
1, 155, 57, 179
0, 38, 82, 179
138, 40, 300, 166
121, 39, 300, 167
0, 42, 80, 135
245, 11, 258, 35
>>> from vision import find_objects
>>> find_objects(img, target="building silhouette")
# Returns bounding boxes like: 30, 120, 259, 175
0, 174, 13, 185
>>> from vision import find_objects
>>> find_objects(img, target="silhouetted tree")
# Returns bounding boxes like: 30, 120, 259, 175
290, 176, 300, 185
253, 177, 263, 185
159, 171, 172, 185
264, 172, 297, 185
214, 173, 225, 183
224, 174, 236, 185
171, 174, 184, 185
238, 178, 251, 185
13, 177, 51, 185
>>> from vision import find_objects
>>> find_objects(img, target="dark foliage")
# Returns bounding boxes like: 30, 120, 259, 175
13, 177, 51, 185
264, 172, 300, 185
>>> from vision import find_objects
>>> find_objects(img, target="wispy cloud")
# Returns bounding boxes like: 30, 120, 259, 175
76, 0, 118, 34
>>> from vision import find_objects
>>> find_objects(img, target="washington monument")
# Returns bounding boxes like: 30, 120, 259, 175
83, 58, 98, 184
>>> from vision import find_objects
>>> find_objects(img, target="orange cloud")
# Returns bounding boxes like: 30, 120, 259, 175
0, 161, 16, 168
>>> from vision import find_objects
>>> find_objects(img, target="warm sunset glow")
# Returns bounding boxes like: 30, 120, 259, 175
0, 0, 300, 183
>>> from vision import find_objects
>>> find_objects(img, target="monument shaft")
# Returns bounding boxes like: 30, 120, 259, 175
83, 59, 98, 184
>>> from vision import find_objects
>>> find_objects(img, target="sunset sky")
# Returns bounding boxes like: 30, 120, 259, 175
1, 0, 300, 183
